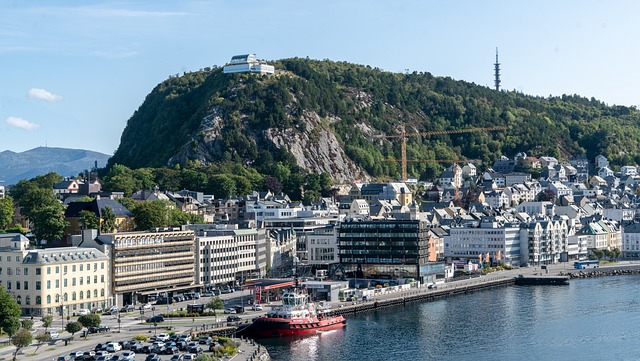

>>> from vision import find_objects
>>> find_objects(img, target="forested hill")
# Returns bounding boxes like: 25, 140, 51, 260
108, 57, 640, 182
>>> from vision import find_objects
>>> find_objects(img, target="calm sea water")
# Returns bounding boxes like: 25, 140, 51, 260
260, 275, 640, 361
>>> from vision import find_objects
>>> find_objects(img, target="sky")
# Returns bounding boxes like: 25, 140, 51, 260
1, 0, 639, 156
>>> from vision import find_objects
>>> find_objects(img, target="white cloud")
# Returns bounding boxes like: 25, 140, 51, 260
27, 88, 63, 103
6, 117, 40, 131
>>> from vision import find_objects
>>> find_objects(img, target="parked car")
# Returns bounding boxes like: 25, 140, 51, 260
56, 357, 73, 361
252, 304, 263, 311
178, 334, 192, 342
182, 354, 196, 361
120, 305, 134, 313
176, 341, 188, 351
119, 351, 136, 361
106, 342, 122, 352
227, 315, 241, 322
193, 292, 201, 299
94, 351, 110, 358
428, 284, 438, 289
82, 350, 96, 360
146, 315, 165, 323
170, 355, 184, 361
198, 336, 212, 345
145, 354, 160, 361
141, 345, 153, 354
155, 333, 170, 342
224, 308, 236, 314
95, 343, 108, 351
77, 309, 90, 316
201, 291, 213, 297
89, 325, 111, 333
164, 346, 179, 354
69, 351, 84, 359
95, 356, 109, 361
46, 331, 59, 339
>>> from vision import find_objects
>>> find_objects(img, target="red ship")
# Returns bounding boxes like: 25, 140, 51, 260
240, 290, 346, 338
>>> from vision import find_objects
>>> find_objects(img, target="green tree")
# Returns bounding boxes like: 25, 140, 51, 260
34, 333, 51, 353
206, 297, 224, 315
79, 210, 100, 230
206, 174, 236, 199
31, 204, 67, 244
132, 200, 171, 230
20, 319, 34, 331
65, 321, 82, 337
0, 285, 21, 339
0, 196, 14, 230
41, 314, 53, 332
77, 314, 101, 338
100, 206, 116, 233
11, 328, 33, 361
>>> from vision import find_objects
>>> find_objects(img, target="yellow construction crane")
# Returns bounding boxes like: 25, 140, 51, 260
372, 125, 508, 181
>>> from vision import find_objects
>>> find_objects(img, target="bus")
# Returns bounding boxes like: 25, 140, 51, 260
573, 260, 599, 269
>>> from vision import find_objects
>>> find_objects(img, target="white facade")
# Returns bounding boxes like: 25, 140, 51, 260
444, 221, 522, 266
307, 225, 339, 265
0, 233, 111, 317
622, 223, 640, 258
621, 166, 638, 176
462, 163, 477, 178
223, 54, 275, 74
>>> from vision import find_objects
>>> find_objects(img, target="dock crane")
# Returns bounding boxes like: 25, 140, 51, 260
371, 125, 508, 182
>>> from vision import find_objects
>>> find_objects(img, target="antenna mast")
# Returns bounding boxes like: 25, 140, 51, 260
494, 47, 501, 91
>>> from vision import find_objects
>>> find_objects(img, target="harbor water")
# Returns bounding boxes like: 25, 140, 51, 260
260, 274, 640, 360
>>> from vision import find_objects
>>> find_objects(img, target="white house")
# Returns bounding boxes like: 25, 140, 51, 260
621, 166, 638, 176
598, 166, 614, 178
462, 163, 477, 178
595, 154, 609, 169
622, 223, 640, 258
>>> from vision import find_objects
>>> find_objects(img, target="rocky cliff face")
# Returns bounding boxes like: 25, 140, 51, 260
169, 107, 369, 182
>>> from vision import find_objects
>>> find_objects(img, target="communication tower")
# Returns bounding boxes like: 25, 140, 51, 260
494, 47, 501, 91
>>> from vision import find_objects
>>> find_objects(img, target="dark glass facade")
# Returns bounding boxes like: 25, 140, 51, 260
338, 220, 429, 280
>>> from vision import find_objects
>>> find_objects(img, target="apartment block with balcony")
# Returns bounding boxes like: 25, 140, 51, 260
0, 233, 111, 317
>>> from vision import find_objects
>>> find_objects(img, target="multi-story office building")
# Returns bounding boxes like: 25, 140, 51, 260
338, 219, 430, 283
187, 224, 268, 289
0, 233, 111, 317
307, 224, 339, 266
82, 229, 196, 305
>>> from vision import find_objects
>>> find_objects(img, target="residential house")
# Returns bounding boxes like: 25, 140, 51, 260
64, 198, 135, 240
595, 154, 609, 169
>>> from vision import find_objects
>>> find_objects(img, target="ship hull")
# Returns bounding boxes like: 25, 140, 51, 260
240, 316, 346, 338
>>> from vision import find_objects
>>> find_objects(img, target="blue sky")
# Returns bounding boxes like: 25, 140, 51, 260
1, 0, 639, 155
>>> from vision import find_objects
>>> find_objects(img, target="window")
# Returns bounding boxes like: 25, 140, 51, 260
72, 265, 76, 272
26, 296, 30, 305
94, 275, 97, 284
36, 281, 41, 290
63, 265, 67, 273
100, 288, 105, 297
72, 278, 76, 286
80, 278, 83, 286
55, 266, 59, 274
16, 296, 21, 305
46, 280, 51, 289
86, 290, 90, 299
63, 279, 67, 287
64, 293, 68, 302
47, 267, 51, 275
24, 281, 28, 290
93, 289, 97, 298
94, 263, 97, 271
7, 256, 10, 261
101, 262, 104, 269
36, 268, 41, 275
86, 276, 90, 284
72, 292, 76, 301
23, 268, 28, 276
80, 265, 83, 272
46, 295, 51, 304
55, 294, 59, 302
101, 275, 104, 283
7, 268, 11, 275
16, 282, 20, 290
36, 296, 41, 305
55, 280, 59, 288
15, 268, 20, 275
79, 291, 83, 300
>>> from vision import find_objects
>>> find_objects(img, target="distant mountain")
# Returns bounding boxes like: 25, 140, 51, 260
0, 147, 110, 186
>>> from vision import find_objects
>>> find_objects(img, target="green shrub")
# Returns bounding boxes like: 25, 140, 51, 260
133, 334, 148, 342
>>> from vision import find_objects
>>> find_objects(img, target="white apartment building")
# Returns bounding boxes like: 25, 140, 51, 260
444, 219, 522, 267
519, 219, 569, 266
307, 225, 339, 265
0, 233, 111, 317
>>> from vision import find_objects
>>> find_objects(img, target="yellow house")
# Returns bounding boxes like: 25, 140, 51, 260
64, 198, 135, 239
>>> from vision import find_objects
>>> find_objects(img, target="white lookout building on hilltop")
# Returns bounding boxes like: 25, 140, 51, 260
223, 54, 275, 75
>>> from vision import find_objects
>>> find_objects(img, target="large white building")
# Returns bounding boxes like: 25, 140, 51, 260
307, 224, 339, 266
223, 54, 275, 74
444, 219, 522, 266
0, 233, 111, 317
622, 223, 640, 258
